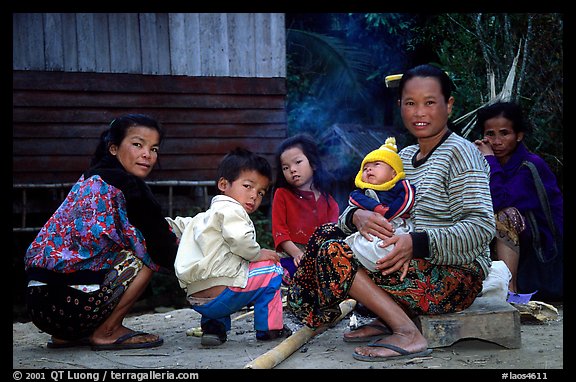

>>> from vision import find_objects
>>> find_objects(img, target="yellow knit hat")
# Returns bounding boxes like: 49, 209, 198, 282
354, 137, 405, 191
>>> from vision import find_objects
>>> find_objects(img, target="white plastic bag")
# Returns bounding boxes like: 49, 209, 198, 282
479, 260, 512, 302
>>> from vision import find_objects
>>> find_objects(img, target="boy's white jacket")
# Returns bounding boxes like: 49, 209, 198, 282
166, 195, 261, 296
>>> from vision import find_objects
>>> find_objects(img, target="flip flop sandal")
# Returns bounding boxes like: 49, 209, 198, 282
343, 322, 392, 343
91, 331, 164, 351
353, 342, 433, 362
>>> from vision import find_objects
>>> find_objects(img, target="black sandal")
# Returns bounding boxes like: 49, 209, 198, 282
200, 319, 228, 346
201, 332, 227, 346
256, 325, 293, 341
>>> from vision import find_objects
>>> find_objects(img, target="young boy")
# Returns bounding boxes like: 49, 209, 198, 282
167, 148, 291, 346
342, 137, 415, 272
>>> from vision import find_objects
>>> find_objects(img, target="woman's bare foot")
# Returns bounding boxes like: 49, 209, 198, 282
353, 329, 429, 359
343, 318, 391, 342
90, 326, 160, 346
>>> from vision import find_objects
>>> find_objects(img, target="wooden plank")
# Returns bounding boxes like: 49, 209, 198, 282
12, 14, 27, 69
13, 157, 90, 174
13, 108, 286, 124
14, 172, 93, 184
155, 13, 172, 75
13, 13, 45, 70
108, 13, 135, 73
149, 169, 221, 182
14, 170, 221, 184
184, 13, 202, 75
94, 14, 111, 72
415, 297, 521, 349
76, 13, 96, 72
255, 14, 272, 76
14, 136, 282, 156
15, 169, 274, 185
125, 13, 142, 73
13, 123, 286, 139
13, 153, 279, 170
227, 13, 256, 77
162, 153, 277, 170
139, 13, 161, 75
43, 13, 64, 71
199, 13, 229, 76
164, 124, 286, 138
14, 138, 100, 155
13, 71, 287, 94
13, 91, 286, 109
270, 13, 286, 77
168, 13, 187, 75
163, 138, 282, 155
62, 13, 78, 71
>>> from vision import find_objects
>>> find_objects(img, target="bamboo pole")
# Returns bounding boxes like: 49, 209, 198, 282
244, 299, 357, 369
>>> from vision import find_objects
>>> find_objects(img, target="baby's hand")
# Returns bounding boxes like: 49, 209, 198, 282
259, 248, 280, 263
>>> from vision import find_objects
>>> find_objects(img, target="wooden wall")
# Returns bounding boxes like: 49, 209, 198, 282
13, 12, 287, 184
12, 13, 286, 78
13, 70, 287, 184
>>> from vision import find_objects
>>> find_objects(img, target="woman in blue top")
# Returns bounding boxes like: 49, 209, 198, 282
24, 114, 179, 350
474, 102, 563, 300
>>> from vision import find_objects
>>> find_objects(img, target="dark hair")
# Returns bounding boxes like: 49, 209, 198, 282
274, 133, 334, 198
91, 114, 164, 166
398, 64, 455, 102
475, 101, 530, 135
217, 147, 272, 185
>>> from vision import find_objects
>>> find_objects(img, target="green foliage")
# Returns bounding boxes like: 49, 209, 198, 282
363, 13, 412, 34
285, 13, 563, 191
414, 13, 563, 189
251, 209, 274, 249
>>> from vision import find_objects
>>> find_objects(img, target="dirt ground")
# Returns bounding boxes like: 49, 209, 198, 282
12, 299, 564, 374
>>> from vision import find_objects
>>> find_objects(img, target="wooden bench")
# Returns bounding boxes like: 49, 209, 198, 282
415, 297, 521, 349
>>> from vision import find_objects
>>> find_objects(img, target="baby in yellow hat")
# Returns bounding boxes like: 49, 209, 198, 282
343, 137, 415, 272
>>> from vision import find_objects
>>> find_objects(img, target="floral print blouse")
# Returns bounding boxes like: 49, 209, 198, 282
25, 174, 160, 274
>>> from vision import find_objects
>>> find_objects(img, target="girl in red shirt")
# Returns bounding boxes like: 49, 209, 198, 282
272, 134, 340, 283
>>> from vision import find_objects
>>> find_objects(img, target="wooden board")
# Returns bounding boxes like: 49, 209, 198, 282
415, 297, 521, 349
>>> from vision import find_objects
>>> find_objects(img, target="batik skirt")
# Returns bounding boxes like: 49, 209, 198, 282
287, 223, 484, 329
25, 250, 143, 340
494, 206, 526, 255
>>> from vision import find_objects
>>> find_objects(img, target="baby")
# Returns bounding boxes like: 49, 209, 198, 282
344, 137, 415, 271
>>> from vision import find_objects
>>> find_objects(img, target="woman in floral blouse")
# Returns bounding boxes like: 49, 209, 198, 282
24, 114, 179, 351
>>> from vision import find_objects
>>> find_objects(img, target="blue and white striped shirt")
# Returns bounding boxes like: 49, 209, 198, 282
400, 131, 495, 277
